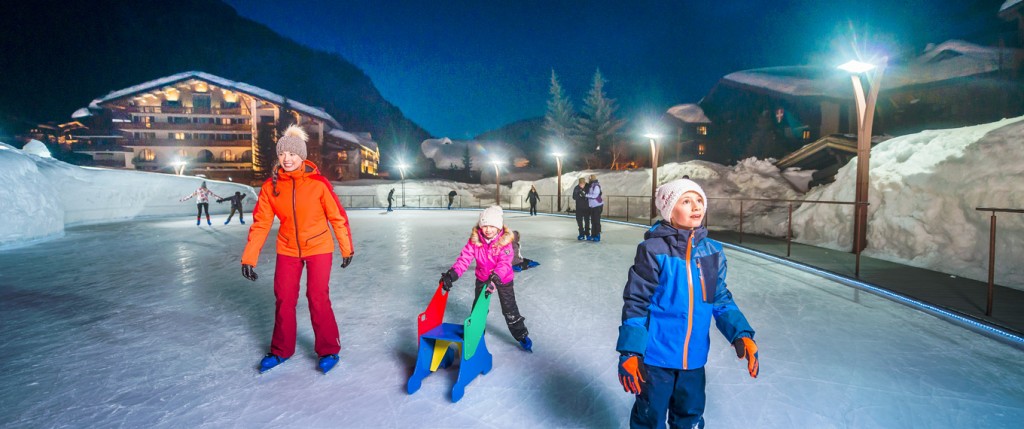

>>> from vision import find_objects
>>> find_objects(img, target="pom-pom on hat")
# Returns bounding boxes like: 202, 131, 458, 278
478, 205, 504, 229
276, 124, 309, 160
655, 179, 707, 223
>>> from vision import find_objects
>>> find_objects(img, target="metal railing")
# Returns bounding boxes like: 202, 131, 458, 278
976, 207, 1024, 316
706, 197, 867, 275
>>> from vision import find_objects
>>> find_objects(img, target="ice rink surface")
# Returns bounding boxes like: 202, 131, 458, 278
1, 210, 1022, 428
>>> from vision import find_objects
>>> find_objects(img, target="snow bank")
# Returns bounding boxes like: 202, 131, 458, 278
0, 147, 255, 247
794, 117, 1024, 288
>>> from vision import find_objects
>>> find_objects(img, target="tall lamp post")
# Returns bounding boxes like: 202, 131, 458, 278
491, 159, 504, 206
397, 163, 408, 207
838, 58, 886, 263
552, 152, 564, 212
643, 133, 662, 219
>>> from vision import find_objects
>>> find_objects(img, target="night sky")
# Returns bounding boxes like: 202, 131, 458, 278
222, 0, 1005, 139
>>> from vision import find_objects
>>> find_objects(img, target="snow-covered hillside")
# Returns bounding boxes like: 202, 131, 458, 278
793, 117, 1024, 288
0, 143, 255, 247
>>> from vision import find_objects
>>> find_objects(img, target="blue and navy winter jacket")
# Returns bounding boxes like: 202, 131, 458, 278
616, 222, 754, 370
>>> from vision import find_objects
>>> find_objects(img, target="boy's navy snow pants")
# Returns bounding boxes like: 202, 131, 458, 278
270, 253, 340, 358
630, 365, 706, 429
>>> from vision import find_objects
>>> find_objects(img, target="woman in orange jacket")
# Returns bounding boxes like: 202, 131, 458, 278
240, 125, 355, 374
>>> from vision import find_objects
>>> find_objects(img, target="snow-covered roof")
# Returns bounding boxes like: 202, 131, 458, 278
1001, 0, 1022, 15
666, 104, 711, 123
86, 71, 339, 127
71, 107, 92, 119
722, 40, 1020, 99
328, 129, 378, 152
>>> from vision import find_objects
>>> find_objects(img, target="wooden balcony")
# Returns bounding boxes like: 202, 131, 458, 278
126, 106, 244, 115
117, 122, 251, 131
123, 138, 253, 147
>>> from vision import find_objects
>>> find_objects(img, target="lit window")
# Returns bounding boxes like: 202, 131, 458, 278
697, 125, 707, 136
803, 130, 811, 140
139, 149, 155, 161
172, 133, 187, 140
222, 150, 235, 162
697, 144, 706, 156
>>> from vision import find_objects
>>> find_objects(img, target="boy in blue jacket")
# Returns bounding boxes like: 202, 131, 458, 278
616, 179, 759, 429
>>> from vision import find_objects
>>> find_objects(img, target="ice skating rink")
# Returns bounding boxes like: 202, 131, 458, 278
1, 210, 1022, 428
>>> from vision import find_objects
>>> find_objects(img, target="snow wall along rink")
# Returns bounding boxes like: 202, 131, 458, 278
1, 210, 1022, 428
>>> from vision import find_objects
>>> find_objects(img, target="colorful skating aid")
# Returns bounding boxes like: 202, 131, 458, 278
407, 283, 493, 402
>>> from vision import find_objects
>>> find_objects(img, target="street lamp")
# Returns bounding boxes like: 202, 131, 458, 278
172, 160, 187, 176
397, 163, 408, 207
643, 133, 662, 219
490, 159, 504, 205
552, 152, 564, 212
838, 58, 886, 264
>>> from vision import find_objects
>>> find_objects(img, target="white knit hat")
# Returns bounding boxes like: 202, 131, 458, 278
478, 205, 504, 228
276, 124, 309, 160
655, 179, 707, 223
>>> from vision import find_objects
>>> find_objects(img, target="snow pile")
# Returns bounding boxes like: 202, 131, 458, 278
793, 116, 1024, 288
420, 137, 528, 171
0, 147, 255, 247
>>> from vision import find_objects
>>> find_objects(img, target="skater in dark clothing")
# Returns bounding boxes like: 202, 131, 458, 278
526, 185, 540, 216
572, 178, 591, 240
448, 190, 457, 210
217, 191, 248, 225
616, 179, 758, 429
510, 230, 540, 272
180, 181, 222, 226
586, 175, 604, 242
240, 125, 355, 374
387, 188, 395, 212
440, 206, 533, 352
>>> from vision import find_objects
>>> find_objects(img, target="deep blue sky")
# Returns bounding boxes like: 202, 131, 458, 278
222, 0, 1004, 138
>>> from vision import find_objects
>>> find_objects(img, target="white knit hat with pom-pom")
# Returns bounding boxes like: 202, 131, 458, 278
276, 124, 309, 160
655, 179, 707, 223
478, 205, 504, 228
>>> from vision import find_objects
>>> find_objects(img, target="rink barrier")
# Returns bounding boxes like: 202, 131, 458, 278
975, 207, 1024, 317
718, 239, 1024, 350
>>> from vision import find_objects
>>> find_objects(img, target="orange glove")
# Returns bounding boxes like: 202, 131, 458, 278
617, 354, 647, 394
733, 337, 759, 378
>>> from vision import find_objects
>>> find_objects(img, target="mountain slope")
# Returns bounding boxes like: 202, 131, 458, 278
0, 0, 429, 152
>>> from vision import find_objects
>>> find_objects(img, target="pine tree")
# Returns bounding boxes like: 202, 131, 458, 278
461, 144, 473, 181
543, 69, 577, 151
576, 69, 626, 168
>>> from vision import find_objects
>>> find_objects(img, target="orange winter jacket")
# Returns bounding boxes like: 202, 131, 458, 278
241, 160, 353, 266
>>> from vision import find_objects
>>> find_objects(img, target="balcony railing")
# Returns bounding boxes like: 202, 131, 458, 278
126, 106, 244, 115
123, 138, 252, 147
117, 122, 251, 131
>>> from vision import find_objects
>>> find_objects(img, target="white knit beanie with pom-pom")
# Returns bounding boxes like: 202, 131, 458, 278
276, 124, 309, 160
478, 206, 504, 229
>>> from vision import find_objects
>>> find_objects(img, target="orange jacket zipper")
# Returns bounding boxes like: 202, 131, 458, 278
682, 232, 695, 369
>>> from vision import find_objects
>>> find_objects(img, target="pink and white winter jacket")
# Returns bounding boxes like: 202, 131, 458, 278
180, 187, 222, 204
450, 226, 515, 285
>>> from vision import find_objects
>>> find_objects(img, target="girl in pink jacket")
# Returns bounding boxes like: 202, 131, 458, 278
439, 206, 533, 352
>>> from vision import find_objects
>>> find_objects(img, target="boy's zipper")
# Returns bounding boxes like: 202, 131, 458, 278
682, 232, 695, 369
697, 261, 707, 302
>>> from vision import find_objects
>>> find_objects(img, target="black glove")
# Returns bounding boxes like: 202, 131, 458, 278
440, 268, 458, 291
241, 264, 258, 281
488, 272, 502, 286
340, 255, 353, 268
216, 198, 224, 203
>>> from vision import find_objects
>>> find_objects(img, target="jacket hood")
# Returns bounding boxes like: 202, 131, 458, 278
645, 220, 707, 244
469, 225, 514, 247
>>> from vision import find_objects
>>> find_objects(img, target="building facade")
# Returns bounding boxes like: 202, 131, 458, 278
74, 71, 378, 184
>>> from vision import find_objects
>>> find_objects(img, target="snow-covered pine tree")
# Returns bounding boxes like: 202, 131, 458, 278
576, 69, 625, 169
543, 69, 577, 151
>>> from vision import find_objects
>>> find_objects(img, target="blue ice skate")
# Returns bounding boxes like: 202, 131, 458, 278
318, 354, 339, 374
518, 336, 533, 352
258, 354, 288, 373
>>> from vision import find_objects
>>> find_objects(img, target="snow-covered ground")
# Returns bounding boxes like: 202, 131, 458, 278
1, 211, 1022, 428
